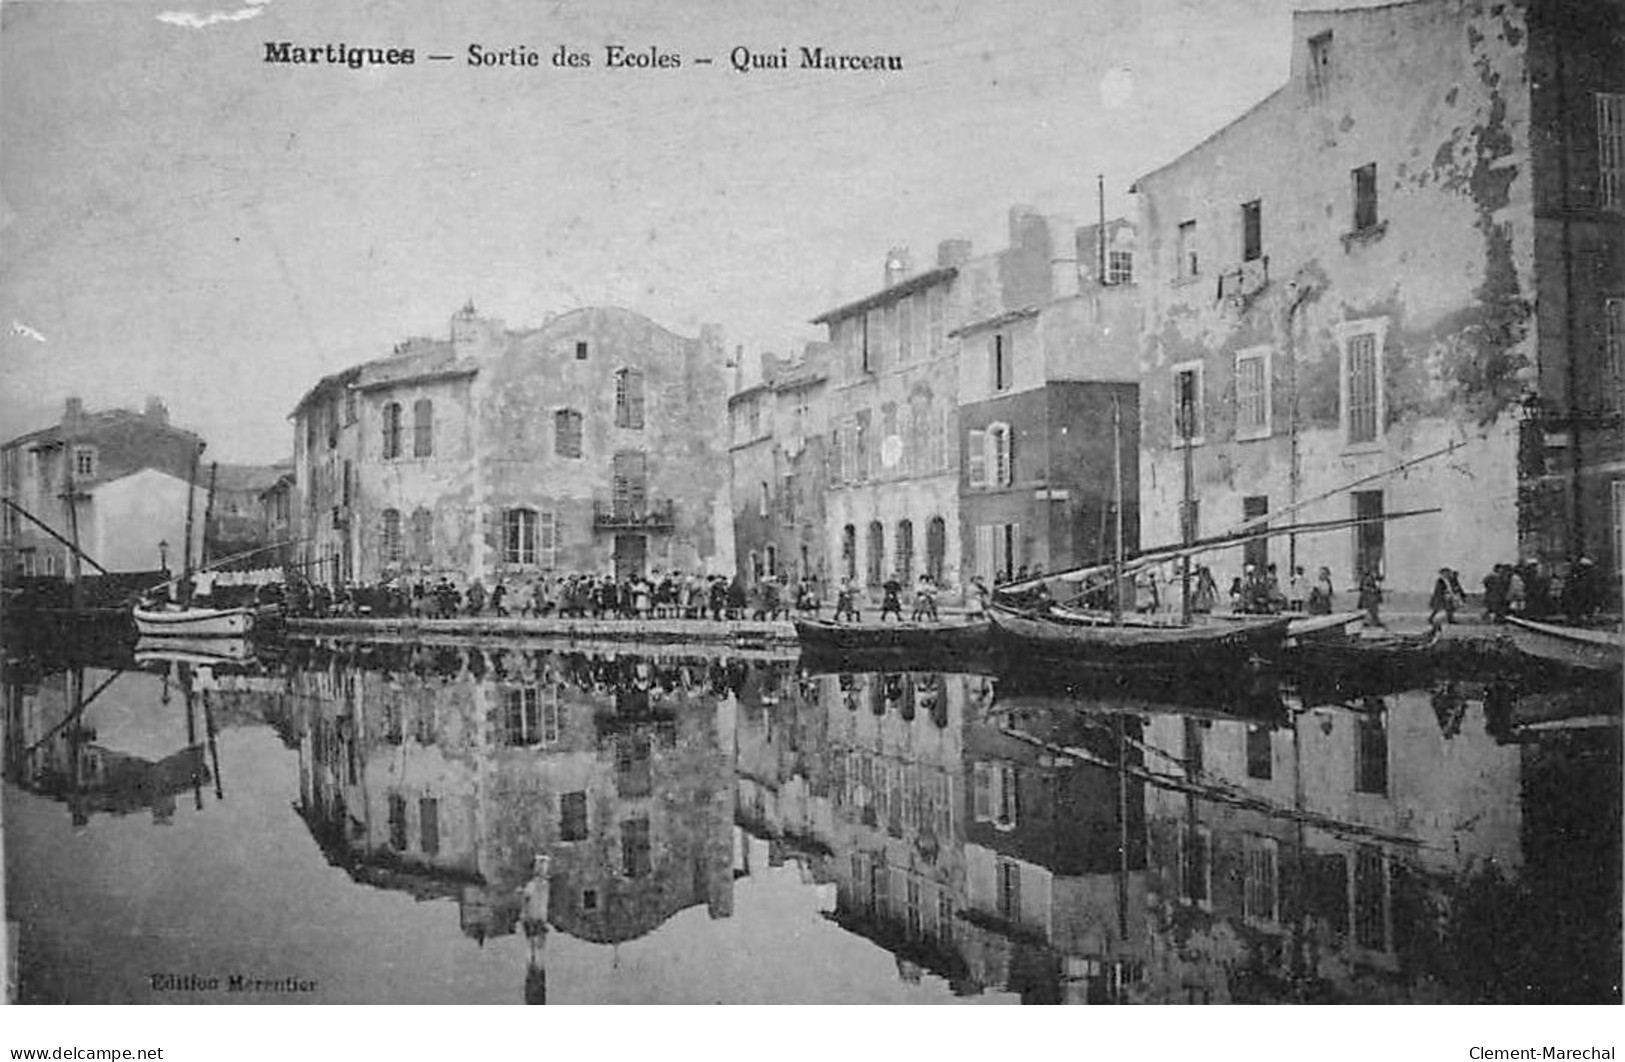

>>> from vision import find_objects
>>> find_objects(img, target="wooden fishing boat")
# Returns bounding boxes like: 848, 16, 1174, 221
133, 602, 259, 638
793, 616, 991, 655
1502, 617, 1622, 674
986, 604, 1291, 673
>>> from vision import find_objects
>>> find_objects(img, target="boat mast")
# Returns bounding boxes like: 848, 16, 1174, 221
1180, 374, 1195, 622
180, 441, 203, 608
1112, 394, 1124, 622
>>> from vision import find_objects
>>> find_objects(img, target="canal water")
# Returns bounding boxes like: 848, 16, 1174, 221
4, 637, 1619, 1004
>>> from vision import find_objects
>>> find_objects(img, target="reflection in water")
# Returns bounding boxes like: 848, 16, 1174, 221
3, 637, 1619, 1003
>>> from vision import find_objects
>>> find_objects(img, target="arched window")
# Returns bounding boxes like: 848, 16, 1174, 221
765, 544, 777, 576
382, 402, 403, 459
895, 519, 914, 582
926, 516, 947, 582
410, 507, 433, 565
841, 524, 857, 581
381, 508, 403, 564
759, 481, 769, 518
505, 508, 537, 565
866, 520, 885, 587
413, 398, 433, 458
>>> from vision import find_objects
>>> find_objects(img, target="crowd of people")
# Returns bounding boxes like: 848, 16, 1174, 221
272, 570, 841, 622
157, 551, 1616, 628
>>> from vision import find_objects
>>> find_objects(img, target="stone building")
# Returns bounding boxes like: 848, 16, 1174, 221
1, 396, 205, 577
1131, 0, 1625, 603
812, 244, 968, 596
290, 304, 733, 587
955, 216, 1142, 583
727, 343, 831, 590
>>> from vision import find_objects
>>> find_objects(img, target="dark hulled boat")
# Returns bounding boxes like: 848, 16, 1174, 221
985, 603, 1291, 674
793, 616, 991, 655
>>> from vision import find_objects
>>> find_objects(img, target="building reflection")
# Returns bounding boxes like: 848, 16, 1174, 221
3, 657, 217, 826
277, 643, 740, 964
4, 638, 1613, 1003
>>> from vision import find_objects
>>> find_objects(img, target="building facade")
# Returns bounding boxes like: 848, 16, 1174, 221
956, 216, 1142, 583
813, 244, 969, 596
727, 344, 831, 589
1, 396, 206, 577
291, 304, 734, 587
1132, 0, 1625, 604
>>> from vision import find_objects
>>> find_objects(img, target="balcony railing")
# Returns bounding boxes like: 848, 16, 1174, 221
592, 497, 676, 531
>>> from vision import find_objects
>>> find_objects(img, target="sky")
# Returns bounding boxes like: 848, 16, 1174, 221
1, 0, 1325, 462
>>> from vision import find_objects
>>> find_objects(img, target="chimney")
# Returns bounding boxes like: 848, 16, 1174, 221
63, 396, 84, 426
936, 239, 973, 268
144, 395, 167, 424
1008, 204, 1041, 248
450, 301, 503, 358
882, 246, 911, 289
1047, 215, 1080, 300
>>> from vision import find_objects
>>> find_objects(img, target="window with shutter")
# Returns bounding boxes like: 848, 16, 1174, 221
382, 402, 403, 459
613, 451, 648, 516
1347, 334, 1379, 443
615, 369, 646, 429
381, 509, 403, 564
967, 429, 986, 487
554, 408, 583, 458
413, 398, 433, 457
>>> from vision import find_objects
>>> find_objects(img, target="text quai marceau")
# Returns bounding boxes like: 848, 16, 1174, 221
262, 42, 904, 72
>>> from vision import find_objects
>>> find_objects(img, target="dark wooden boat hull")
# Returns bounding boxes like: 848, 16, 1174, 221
793, 618, 991, 655
985, 605, 1290, 673
1502, 617, 1622, 675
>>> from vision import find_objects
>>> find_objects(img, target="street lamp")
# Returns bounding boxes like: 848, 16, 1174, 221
158, 539, 170, 574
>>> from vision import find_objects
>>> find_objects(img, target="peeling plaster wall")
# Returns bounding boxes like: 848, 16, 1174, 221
1135, 0, 1542, 595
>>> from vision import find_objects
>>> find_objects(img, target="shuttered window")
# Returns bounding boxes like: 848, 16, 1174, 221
967, 429, 986, 487
554, 409, 583, 458
381, 509, 403, 564
1243, 836, 1279, 925
382, 402, 403, 459
412, 398, 433, 457
1236, 349, 1269, 438
614, 369, 646, 429
1346, 332, 1380, 443
1600, 92, 1624, 211
612, 451, 648, 516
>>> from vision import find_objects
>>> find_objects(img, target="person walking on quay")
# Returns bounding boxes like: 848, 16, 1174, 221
966, 574, 990, 618
834, 577, 862, 622
1287, 566, 1307, 613
1262, 563, 1288, 614
1428, 567, 1459, 628
912, 572, 939, 622
467, 578, 487, 617
1482, 564, 1509, 621
511, 578, 534, 618
1358, 568, 1385, 629
1495, 565, 1521, 617
490, 581, 508, 617
1308, 566, 1335, 615
796, 576, 820, 616
1192, 565, 1218, 614
880, 572, 905, 622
